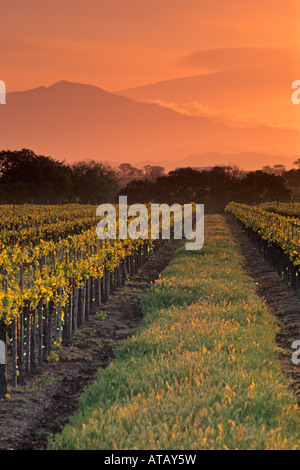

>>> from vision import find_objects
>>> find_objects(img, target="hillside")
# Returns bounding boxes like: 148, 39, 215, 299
0, 80, 298, 167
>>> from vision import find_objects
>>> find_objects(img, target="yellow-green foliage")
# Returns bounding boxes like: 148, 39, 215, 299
48, 215, 300, 450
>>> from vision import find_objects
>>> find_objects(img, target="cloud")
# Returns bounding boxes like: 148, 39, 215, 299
178, 47, 298, 72
142, 98, 295, 129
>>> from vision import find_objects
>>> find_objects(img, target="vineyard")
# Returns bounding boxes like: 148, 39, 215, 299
225, 202, 300, 296
48, 215, 300, 450
1, 203, 300, 450
0, 204, 165, 397
258, 202, 300, 219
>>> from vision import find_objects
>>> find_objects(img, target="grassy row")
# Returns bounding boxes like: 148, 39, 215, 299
48, 215, 300, 450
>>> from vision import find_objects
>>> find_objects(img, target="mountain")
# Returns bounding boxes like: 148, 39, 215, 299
0, 80, 299, 168
125, 151, 295, 173
172, 152, 295, 172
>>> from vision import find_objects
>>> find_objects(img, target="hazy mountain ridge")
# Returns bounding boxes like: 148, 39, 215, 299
0, 80, 298, 170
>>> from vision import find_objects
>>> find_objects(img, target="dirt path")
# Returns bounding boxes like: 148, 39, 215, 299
0, 240, 180, 451
226, 216, 300, 403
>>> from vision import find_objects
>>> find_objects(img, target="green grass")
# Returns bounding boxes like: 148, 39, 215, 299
48, 215, 300, 450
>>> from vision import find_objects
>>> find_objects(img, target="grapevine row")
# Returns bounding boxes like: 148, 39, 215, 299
0, 204, 176, 396
258, 202, 300, 219
225, 202, 300, 266
0, 204, 98, 247
226, 202, 300, 312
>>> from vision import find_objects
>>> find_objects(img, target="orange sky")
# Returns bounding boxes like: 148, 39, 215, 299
1, 0, 300, 93
1, 0, 300, 158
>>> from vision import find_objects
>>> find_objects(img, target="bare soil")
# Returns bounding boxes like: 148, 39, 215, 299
0, 240, 180, 450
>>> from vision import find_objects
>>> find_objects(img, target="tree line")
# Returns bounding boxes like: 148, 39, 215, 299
120, 165, 300, 212
0, 149, 164, 204
0, 148, 299, 210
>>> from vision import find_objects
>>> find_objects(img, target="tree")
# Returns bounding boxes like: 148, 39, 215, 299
262, 165, 275, 174
239, 171, 291, 204
0, 148, 71, 203
117, 163, 144, 187
69, 160, 118, 203
293, 158, 300, 169
143, 165, 165, 181
282, 168, 300, 200
273, 164, 286, 176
